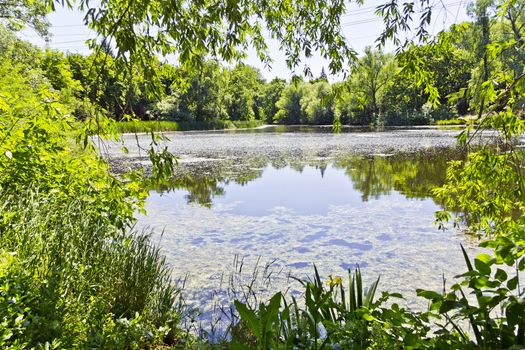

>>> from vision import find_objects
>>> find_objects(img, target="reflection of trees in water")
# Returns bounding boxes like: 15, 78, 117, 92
170, 176, 225, 207
152, 148, 466, 207
334, 149, 466, 202
152, 159, 265, 206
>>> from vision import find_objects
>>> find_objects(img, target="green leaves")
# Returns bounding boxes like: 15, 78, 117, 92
416, 244, 524, 348
0, 0, 51, 38
234, 292, 283, 349
71, 0, 355, 101
474, 253, 495, 276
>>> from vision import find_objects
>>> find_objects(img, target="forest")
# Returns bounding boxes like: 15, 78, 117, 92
3, 11, 523, 129
1, 0, 524, 348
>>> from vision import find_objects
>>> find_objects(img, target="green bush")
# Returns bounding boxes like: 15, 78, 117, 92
0, 57, 184, 348
0, 251, 35, 349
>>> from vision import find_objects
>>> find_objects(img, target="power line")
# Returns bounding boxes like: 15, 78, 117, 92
52, 24, 87, 28
50, 39, 93, 44
23, 33, 93, 39
340, 0, 464, 28
44, 0, 467, 50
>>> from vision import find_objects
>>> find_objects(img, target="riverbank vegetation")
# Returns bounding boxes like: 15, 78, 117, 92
1, 4, 523, 131
1, 0, 524, 348
0, 58, 189, 348
114, 120, 264, 134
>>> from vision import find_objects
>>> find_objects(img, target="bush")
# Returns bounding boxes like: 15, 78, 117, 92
0, 59, 184, 348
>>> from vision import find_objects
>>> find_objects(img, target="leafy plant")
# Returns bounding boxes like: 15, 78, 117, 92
229, 266, 439, 350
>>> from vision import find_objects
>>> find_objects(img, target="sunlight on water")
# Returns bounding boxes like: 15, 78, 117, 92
137, 153, 482, 316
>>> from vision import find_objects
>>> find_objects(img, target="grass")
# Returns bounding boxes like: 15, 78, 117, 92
219, 265, 448, 349
435, 118, 465, 125
114, 119, 264, 133
435, 116, 478, 126
0, 188, 186, 348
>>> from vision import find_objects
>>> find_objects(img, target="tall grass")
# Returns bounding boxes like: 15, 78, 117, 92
435, 118, 465, 126
435, 117, 477, 126
220, 264, 469, 349
114, 119, 264, 133
0, 188, 184, 348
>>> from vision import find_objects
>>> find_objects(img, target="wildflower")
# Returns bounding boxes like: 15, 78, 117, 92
326, 275, 342, 287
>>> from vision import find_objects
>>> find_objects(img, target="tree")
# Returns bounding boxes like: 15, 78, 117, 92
0, 0, 49, 37
260, 78, 286, 123
467, 0, 496, 115
301, 80, 335, 124
348, 47, 395, 125
274, 80, 304, 124
151, 60, 228, 122
40, 49, 81, 92
59, 0, 355, 106
0, 23, 42, 66
224, 64, 265, 121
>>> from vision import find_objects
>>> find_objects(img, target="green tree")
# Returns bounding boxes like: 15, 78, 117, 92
260, 78, 286, 123
0, 0, 49, 37
152, 60, 228, 122
0, 23, 42, 66
274, 80, 304, 124
40, 49, 81, 92
58, 0, 354, 105
224, 64, 265, 121
301, 80, 335, 124
348, 47, 395, 125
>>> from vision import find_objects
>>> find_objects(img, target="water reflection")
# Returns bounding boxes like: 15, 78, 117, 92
335, 150, 461, 201
153, 148, 465, 207
139, 146, 480, 317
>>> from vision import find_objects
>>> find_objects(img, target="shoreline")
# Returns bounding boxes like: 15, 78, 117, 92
115, 122, 469, 136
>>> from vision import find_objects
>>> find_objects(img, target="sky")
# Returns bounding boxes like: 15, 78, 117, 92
20, 0, 472, 81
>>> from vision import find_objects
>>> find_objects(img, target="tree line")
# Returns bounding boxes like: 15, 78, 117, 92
2, 7, 523, 128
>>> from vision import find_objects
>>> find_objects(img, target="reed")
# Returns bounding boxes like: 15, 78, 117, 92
0, 188, 184, 348
114, 119, 264, 133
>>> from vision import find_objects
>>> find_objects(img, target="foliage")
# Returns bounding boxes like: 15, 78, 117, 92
346, 48, 396, 126
260, 78, 287, 123
417, 245, 525, 349
2, 20, 499, 128
2, 0, 525, 347
224, 64, 265, 121
0, 250, 35, 349
69, 0, 354, 103
418, 0, 525, 348
114, 119, 264, 134
0, 57, 184, 348
0, 0, 50, 37
0, 24, 42, 66
229, 266, 464, 349
435, 118, 467, 126
274, 81, 304, 124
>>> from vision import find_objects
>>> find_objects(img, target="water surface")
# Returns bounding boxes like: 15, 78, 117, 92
134, 137, 484, 314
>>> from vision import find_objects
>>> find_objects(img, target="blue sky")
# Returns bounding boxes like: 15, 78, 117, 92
21, 0, 471, 80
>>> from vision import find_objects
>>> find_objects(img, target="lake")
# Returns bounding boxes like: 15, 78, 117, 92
108, 126, 494, 320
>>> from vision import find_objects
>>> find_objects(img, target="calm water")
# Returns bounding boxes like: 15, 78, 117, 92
136, 142, 483, 315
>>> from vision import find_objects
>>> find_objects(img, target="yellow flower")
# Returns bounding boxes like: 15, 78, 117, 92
326, 275, 343, 287
333, 276, 342, 285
